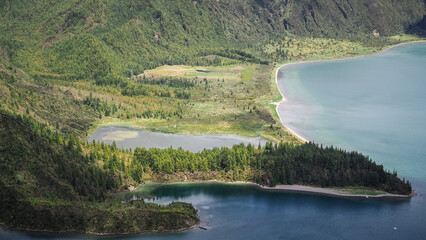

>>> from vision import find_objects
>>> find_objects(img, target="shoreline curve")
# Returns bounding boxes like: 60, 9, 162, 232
256, 184, 412, 199
133, 180, 413, 199
273, 40, 426, 143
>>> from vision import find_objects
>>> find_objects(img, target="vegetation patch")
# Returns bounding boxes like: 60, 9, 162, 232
142, 64, 248, 81
339, 187, 387, 196
102, 130, 139, 141
0, 110, 199, 234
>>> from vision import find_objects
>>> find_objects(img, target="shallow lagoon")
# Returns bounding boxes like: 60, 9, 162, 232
87, 126, 268, 152
2, 43, 426, 239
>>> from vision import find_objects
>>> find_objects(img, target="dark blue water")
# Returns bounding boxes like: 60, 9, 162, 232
1, 43, 425, 240
1, 182, 421, 240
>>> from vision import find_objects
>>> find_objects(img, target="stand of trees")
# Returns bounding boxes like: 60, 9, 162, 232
1, 106, 411, 203
0, 109, 198, 234
126, 142, 412, 195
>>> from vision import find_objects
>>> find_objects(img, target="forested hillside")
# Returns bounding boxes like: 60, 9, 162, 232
0, 0, 424, 81
0, 110, 199, 233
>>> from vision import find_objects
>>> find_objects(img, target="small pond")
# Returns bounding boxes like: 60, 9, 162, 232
88, 126, 268, 152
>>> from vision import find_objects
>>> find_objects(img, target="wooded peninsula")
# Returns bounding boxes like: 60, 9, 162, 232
0, 109, 412, 234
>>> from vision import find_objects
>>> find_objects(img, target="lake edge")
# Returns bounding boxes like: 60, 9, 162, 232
273, 40, 426, 143
125, 180, 413, 200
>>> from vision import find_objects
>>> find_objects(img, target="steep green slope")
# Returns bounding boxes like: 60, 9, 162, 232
0, 110, 198, 233
0, 48, 100, 137
0, 0, 424, 82
264, 0, 425, 37
0, 0, 231, 79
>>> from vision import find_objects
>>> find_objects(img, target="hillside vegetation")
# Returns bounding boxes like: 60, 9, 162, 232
0, 0, 423, 234
0, 0, 424, 81
0, 110, 199, 234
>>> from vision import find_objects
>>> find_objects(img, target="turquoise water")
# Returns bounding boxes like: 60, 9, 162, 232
1, 43, 425, 239
278, 42, 426, 180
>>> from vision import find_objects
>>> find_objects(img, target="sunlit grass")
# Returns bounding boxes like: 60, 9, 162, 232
101, 130, 139, 141
338, 187, 387, 196
141, 64, 251, 81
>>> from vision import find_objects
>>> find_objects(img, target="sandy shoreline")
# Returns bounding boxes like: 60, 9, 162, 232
226, 181, 411, 199
136, 180, 412, 199
273, 40, 426, 143
257, 184, 411, 199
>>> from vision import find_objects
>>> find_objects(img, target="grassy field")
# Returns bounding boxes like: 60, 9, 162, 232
142, 65, 246, 81
388, 34, 426, 43
338, 187, 387, 196
84, 62, 300, 143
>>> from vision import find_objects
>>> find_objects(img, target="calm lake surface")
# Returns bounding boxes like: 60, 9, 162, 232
87, 126, 268, 152
1, 43, 425, 239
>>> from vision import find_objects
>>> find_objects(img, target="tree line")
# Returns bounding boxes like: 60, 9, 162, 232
125, 142, 412, 194
85, 139, 412, 195
1, 107, 412, 197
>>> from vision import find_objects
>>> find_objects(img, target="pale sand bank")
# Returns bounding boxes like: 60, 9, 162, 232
137, 181, 412, 199
258, 184, 411, 199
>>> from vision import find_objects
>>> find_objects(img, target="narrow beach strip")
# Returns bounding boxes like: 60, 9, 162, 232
273, 41, 426, 143
258, 184, 411, 199
135, 181, 412, 199
273, 62, 309, 143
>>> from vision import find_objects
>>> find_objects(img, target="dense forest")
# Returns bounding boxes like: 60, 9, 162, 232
0, 110, 198, 234
0, 0, 424, 82
81, 120, 411, 196
127, 143, 412, 195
